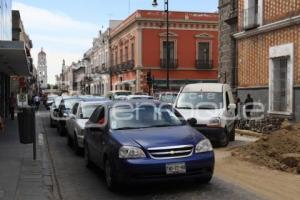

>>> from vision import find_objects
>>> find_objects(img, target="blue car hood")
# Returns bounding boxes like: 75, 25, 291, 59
111, 125, 205, 149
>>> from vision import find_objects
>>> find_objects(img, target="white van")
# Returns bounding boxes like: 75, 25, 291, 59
174, 83, 236, 147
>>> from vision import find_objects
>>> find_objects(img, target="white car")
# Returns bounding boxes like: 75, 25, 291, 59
174, 83, 236, 147
49, 96, 63, 127
66, 101, 105, 154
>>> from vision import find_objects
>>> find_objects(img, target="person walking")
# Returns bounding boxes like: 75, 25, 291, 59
9, 93, 17, 120
34, 95, 40, 110
244, 94, 254, 118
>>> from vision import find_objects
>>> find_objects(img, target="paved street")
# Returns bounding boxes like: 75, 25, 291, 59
38, 110, 264, 200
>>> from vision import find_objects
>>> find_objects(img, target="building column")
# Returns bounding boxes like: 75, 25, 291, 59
135, 27, 143, 93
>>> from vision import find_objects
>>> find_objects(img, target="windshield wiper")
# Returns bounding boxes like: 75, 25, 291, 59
146, 124, 182, 128
197, 107, 216, 110
176, 106, 192, 109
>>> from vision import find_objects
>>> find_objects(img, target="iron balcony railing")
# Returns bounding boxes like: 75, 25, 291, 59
244, 6, 260, 30
160, 59, 178, 69
195, 59, 213, 69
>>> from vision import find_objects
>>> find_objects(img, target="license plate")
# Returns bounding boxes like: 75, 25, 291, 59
166, 163, 186, 175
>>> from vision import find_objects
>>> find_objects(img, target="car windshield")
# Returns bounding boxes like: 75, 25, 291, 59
81, 104, 101, 119
160, 94, 177, 104
64, 99, 81, 109
176, 92, 223, 109
110, 104, 184, 130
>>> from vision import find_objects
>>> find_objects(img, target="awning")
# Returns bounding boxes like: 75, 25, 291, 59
0, 41, 32, 76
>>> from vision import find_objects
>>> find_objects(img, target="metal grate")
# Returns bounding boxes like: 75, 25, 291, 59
148, 145, 194, 159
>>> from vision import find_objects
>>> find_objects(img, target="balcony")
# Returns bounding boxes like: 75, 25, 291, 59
244, 6, 260, 30
195, 60, 213, 70
160, 59, 178, 69
123, 60, 135, 70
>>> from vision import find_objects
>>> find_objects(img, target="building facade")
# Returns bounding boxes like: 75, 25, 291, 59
218, 0, 238, 91
232, 0, 300, 120
37, 48, 48, 89
110, 10, 219, 93
0, 4, 33, 118
73, 60, 85, 95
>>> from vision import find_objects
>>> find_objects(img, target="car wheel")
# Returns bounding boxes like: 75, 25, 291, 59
229, 127, 235, 142
50, 118, 55, 128
73, 133, 82, 155
218, 129, 229, 147
105, 159, 119, 191
198, 174, 213, 184
57, 123, 65, 136
67, 134, 73, 147
84, 143, 92, 168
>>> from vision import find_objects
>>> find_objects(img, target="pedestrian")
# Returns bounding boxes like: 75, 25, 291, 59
9, 93, 17, 120
244, 94, 254, 118
34, 95, 40, 110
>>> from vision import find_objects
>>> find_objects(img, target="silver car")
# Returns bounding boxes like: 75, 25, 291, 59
66, 101, 104, 154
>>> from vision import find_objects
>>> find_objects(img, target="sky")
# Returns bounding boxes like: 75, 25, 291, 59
13, 0, 218, 84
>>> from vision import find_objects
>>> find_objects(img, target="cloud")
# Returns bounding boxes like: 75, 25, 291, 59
13, 2, 99, 84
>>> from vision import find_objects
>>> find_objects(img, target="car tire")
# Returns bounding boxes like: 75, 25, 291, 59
67, 134, 73, 147
198, 174, 213, 184
229, 127, 235, 142
73, 133, 82, 155
218, 129, 229, 147
105, 159, 119, 191
50, 118, 55, 128
57, 123, 65, 136
84, 143, 92, 168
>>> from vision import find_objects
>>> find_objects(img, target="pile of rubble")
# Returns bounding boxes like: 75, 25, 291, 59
233, 121, 300, 174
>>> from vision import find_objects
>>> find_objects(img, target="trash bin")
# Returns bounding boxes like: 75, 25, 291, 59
18, 107, 36, 144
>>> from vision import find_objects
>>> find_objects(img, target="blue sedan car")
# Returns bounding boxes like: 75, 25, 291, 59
84, 100, 214, 191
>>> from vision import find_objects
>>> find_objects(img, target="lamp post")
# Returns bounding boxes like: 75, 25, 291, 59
152, 0, 170, 90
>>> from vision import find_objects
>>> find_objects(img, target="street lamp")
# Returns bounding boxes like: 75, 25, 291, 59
152, 0, 170, 90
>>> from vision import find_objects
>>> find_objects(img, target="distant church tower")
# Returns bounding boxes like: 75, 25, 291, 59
37, 48, 48, 89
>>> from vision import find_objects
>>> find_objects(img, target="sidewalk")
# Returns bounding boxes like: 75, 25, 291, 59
0, 111, 57, 200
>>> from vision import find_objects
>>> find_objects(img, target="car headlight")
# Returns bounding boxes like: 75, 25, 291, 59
119, 146, 146, 159
208, 117, 221, 127
195, 139, 213, 153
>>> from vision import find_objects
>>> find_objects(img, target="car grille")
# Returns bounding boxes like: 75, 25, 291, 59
148, 145, 194, 159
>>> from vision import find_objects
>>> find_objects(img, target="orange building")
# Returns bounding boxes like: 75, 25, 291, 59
110, 10, 219, 93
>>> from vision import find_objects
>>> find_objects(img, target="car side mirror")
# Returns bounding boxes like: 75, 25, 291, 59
228, 103, 236, 110
80, 113, 84, 119
187, 118, 197, 126
54, 108, 59, 112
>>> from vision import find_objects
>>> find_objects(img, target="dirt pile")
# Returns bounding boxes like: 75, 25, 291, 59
232, 122, 300, 174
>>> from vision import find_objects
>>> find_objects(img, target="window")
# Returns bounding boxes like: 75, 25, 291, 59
125, 46, 128, 62
162, 41, 175, 60
244, 0, 262, 30
272, 57, 288, 112
196, 42, 211, 69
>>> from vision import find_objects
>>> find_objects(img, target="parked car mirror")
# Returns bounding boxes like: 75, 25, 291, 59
79, 113, 84, 119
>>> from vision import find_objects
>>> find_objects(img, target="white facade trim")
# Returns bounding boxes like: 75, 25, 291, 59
268, 43, 294, 115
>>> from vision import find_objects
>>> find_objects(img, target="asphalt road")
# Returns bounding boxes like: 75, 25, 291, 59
40, 111, 264, 200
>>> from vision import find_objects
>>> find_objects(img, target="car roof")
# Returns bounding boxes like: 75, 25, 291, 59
80, 101, 108, 106
182, 83, 226, 93
102, 99, 165, 108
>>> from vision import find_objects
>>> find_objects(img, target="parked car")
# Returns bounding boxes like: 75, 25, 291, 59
106, 90, 132, 100
66, 100, 108, 154
56, 97, 82, 136
126, 95, 154, 100
49, 96, 63, 127
159, 92, 178, 104
174, 83, 236, 147
84, 100, 214, 191
46, 95, 58, 110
